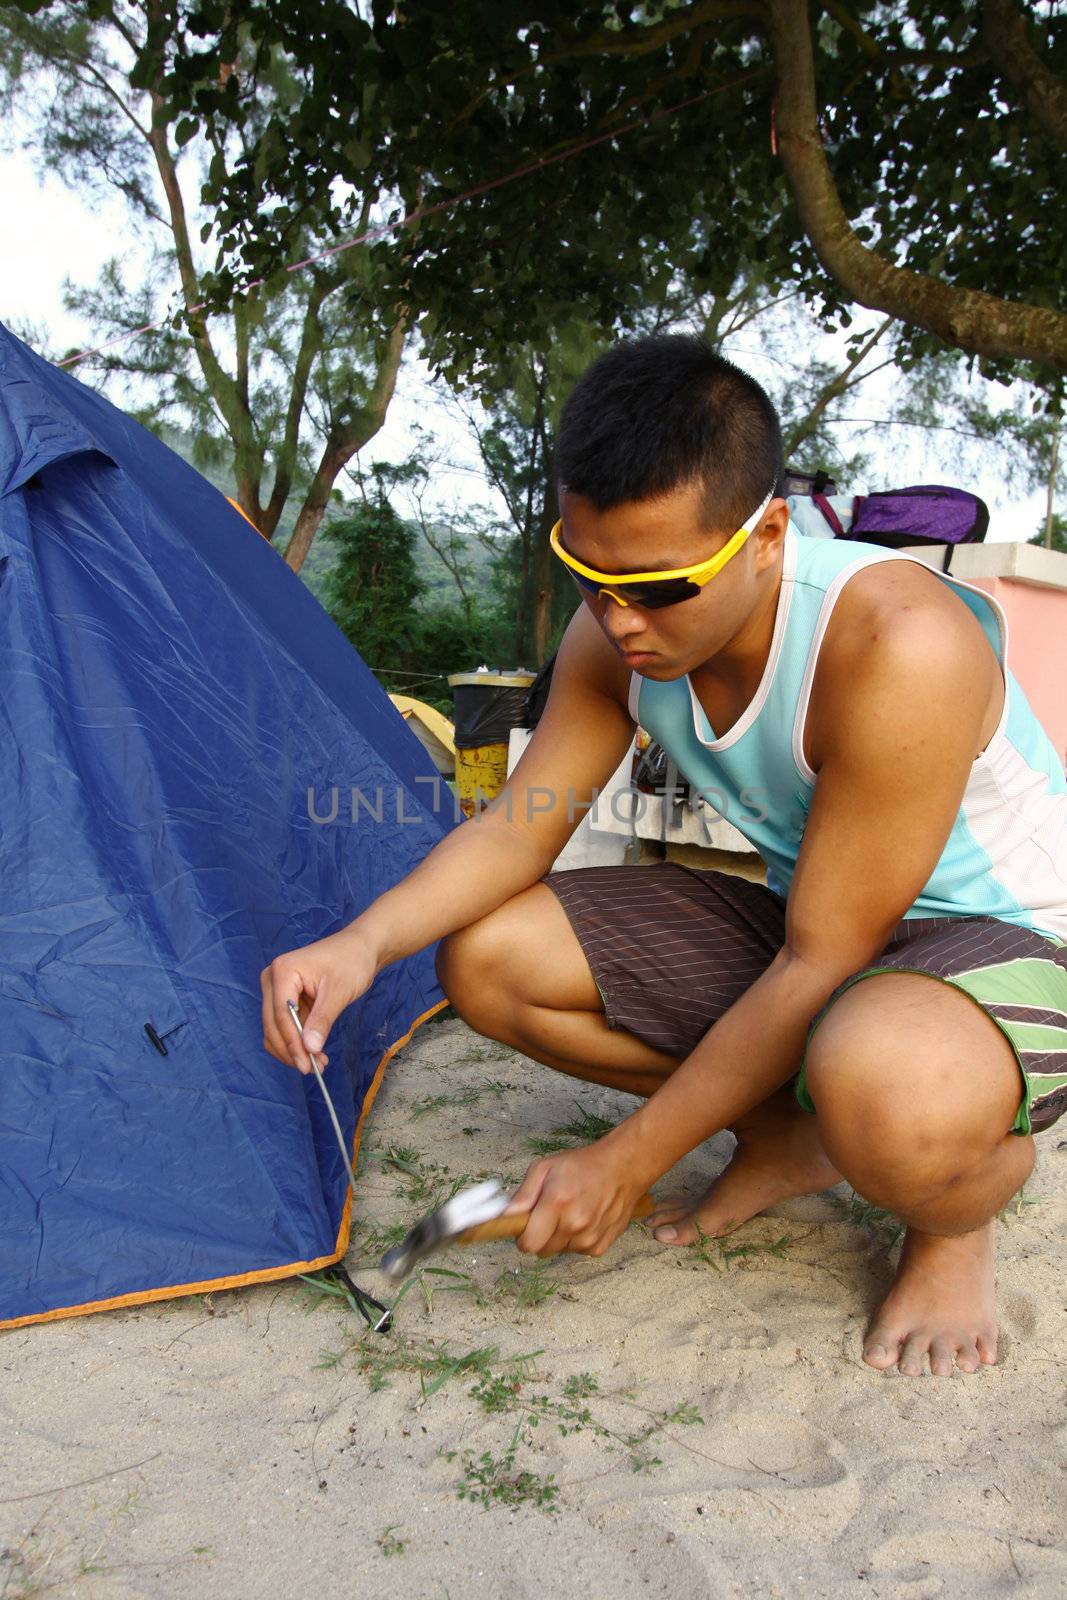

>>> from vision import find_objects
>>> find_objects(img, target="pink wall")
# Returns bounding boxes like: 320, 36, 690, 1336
970, 577, 1067, 765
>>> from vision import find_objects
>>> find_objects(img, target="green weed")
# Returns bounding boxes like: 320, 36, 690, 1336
494, 1261, 559, 1307
446, 1438, 560, 1513
998, 1184, 1040, 1223
382, 1147, 474, 1210
352, 1333, 543, 1406
828, 1188, 905, 1249
720, 1234, 792, 1264
526, 1101, 618, 1155
676, 1223, 795, 1271
377, 1526, 407, 1557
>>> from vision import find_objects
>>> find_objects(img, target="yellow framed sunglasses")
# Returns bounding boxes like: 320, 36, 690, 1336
550, 491, 773, 609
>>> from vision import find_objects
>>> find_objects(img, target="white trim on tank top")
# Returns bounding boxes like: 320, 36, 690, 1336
627, 670, 642, 722
681, 525, 800, 752
789, 549, 1012, 785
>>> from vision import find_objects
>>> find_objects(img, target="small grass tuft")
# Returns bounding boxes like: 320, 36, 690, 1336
828, 1188, 905, 1249
526, 1101, 618, 1155
377, 1525, 407, 1557
998, 1184, 1040, 1223
445, 1437, 560, 1513
409, 1085, 500, 1120
494, 1261, 559, 1308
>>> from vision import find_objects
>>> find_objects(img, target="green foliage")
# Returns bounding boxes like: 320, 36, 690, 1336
0, 1, 407, 565
76, 0, 1067, 380
1031, 513, 1067, 552
376, 1526, 406, 1558
448, 1441, 560, 1514
317, 467, 513, 698
526, 1101, 619, 1156
493, 1261, 560, 1309
827, 1189, 906, 1251
320, 486, 424, 676
675, 1222, 796, 1272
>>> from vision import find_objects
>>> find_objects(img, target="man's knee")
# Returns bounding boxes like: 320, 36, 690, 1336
805, 985, 989, 1181
806, 1018, 931, 1156
806, 972, 1025, 1196
435, 912, 515, 1035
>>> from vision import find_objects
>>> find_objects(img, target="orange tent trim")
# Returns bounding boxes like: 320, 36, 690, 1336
225, 496, 271, 540
0, 999, 449, 1332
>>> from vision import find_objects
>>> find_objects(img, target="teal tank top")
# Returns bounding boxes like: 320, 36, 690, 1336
628, 527, 1067, 941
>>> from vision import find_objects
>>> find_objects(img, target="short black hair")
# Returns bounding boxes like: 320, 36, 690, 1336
555, 335, 783, 534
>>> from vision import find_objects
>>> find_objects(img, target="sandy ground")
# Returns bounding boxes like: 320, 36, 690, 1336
2, 1014, 1065, 1600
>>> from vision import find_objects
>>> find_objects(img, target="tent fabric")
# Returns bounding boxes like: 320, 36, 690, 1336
0, 324, 453, 1329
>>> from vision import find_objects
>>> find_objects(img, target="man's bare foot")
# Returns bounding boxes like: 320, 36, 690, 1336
646, 1088, 841, 1245
862, 1221, 998, 1377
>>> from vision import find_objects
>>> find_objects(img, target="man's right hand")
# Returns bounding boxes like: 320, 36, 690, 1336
260, 926, 378, 1074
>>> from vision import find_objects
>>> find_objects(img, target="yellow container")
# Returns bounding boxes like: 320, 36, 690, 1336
454, 742, 510, 818
448, 670, 535, 818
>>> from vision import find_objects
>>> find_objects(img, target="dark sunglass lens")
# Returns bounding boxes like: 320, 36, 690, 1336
569, 571, 600, 595
622, 579, 701, 609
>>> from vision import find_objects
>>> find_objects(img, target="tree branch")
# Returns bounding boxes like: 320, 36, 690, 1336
140, 3, 263, 510
766, 0, 1067, 371
822, 1, 986, 70
983, 0, 1067, 151
283, 310, 409, 571
781, 315, 893, 455
261, 274, 331, 537
547, 0, 760, 63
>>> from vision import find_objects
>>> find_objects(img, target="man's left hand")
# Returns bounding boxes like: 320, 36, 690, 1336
503, 1141, 645, 1258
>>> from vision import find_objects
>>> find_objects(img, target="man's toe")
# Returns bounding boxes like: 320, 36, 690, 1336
898, 1332, 931, 1376
929, 1335, 957, 1376
862, 1330, 900, 1370
955, 1339, 981, 1374
653, 1219, 699, 1244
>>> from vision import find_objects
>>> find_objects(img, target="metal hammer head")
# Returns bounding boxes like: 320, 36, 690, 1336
379, 1179, 508, 1281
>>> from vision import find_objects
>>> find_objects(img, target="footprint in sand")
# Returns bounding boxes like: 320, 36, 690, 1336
870, 1527, 1066, 1593
666, 1319, 774, 1352
1000, 1292, 1037, 1338
700, 1411, 847, 1489
708, 1326, 774, 1350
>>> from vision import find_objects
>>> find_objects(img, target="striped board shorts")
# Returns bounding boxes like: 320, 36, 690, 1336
544, 862, 1067, 1136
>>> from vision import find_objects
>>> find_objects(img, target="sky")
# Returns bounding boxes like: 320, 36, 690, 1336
0, 146, 1051, 545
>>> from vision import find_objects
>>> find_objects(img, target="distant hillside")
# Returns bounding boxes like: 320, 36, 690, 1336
156, 422, 493, 611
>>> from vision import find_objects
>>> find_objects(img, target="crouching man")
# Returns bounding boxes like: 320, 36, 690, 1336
262, 336, 1067, 1377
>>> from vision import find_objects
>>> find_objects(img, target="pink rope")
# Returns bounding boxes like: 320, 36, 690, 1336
58, 69, 764, 369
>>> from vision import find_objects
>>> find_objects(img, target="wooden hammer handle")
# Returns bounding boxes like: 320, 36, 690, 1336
458, 1192, 656, 1245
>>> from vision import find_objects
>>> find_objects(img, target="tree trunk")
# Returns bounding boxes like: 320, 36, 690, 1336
781, 317, 893, 457
983, 0, 1067, 153
766, 0, 1067, 372
530, 501, 558, 665
283, 314, 408, 572
1045, 415, 1061, 549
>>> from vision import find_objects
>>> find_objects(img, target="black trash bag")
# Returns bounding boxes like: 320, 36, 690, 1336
521, 654, 557, 730
451, 675, 534, 749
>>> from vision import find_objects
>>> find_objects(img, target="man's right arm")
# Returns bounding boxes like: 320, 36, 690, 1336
262, 606, 634, 1070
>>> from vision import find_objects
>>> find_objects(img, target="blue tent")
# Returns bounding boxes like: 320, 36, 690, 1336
0, 324, 453, 1329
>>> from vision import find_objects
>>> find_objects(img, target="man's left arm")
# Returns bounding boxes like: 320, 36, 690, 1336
509, 600, 997, 1256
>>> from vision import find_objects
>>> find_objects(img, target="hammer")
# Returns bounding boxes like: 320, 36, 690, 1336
379, 1178, 656, 1281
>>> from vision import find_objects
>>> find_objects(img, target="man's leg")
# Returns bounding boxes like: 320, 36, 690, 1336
436, 884, 840, 1225
435, 883, 681, 1097
802, 971, 1033, 1376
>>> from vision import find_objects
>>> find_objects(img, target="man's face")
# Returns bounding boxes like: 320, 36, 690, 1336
557, 480, 786, 679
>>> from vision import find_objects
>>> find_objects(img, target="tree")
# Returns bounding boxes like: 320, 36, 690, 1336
321, 463, 513, 701
0, 2, 408, 571
319, 480, 424, 676
1030, 513, 1067, 552
102, 0, 1067, 379
446, 286, 953, 665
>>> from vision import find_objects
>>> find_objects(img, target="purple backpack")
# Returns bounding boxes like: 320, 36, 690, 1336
811, 485, 989, 572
